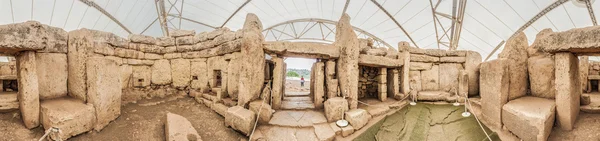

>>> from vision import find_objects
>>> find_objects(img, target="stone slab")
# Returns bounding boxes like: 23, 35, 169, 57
554, 52, 580, 130
421, 65, 439, 91
263, 41, 339, 58
171, 59, 191, 88
502, 97, 556, 141
16, 51, 40, 129
225, 106, 256, 136
35, 53, 68, 100
439, 63, 462, 93
344, 109, 371, 130
479, 59, 510, 129
358, 54, 403, 68
40, 98, 95, 140
151, 59, 172, 85
86, 57, 122, 131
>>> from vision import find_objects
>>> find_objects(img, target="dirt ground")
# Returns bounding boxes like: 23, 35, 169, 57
285, 79, 309, 93
0, 94, 245, 141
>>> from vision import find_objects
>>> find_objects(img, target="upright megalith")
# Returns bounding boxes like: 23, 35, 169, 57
554, 52, 580, 130
335, 14, 360, 109
16, 51, 40, 129
498, 32, 529, 100
237, 13, 265, 107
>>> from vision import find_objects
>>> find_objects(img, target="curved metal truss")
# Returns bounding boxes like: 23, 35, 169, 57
262, 18, 393, 48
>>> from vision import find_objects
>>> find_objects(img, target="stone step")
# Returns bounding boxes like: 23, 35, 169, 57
580, 105, 600, 113
0, 93, 18, 112
285, 92, 310, 97
281, 100, 315, 110
202, 93, 217, 101
283, 96, 311, 102
268, 110, 327, 128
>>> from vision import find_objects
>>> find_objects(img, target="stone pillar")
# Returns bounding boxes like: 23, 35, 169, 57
86, 57, 122, 131
555, 52, 580, 130
378, 68, 387, 102
16, 51, 40, 129
387, 69, 400, 99
67, 29, 92, 102
313, 62, 325, 108
335, 14, 360, 109
465, 51, 481, 96
399, 42, 410, 97
480, 59, 510, 129
579, 56, 589, 93
238, 13, 265, 107
498, 32, 529, 100
271, 56, 284, 109
325, 60, 338, 99
458, 70, 468, 97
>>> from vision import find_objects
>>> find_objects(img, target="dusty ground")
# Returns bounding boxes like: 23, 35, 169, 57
0, 94, 245, 141
285, 79, 309, 93
549, 92, 600, 140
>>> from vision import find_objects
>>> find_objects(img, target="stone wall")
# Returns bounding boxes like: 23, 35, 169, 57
358, 66, 379, 99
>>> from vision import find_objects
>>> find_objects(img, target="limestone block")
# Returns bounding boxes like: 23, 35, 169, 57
164, 53, 182, 59
502, 97, 556, 141
40, 98, 95, 140
314, 123, 336, 141
579, 56, 589, 92
263, 42, 339, 58
335, 14, 360, 109
271, 57, 285, 109
169, 29, 196, 37
105, 56, 123, 66
212, 103, 229, 117
345, 109, 371, 130
86, 57, 122, 131
440, 56, 466, 63
410, 54, 439, 62
165, 113, 202, 141
132, 66, 151, 87
446, 50, 467, 56
554, 52, 580, 130
0, 21, 67, 54
190, 59, 208, 90
327, 79, 339, 99
144, 53, 162, 60
401, 52, 410, 95
386, 69, 400, 99
421, 65, 439, 91
93, 44, 115, 56
465, 51, 482, 96
151, 59, 172, 85
249, 100, 274, 124
35, 53, 67, 100
162, 47, 177, 54
439, 63, 462, 93
238, 14, 266, 107
227, 53, 241, 99
480, 59, 510, 128
417, 91, 453, 102
385, 47, 399, 59
409, 62, 432, 71
358, 54, 403, 67
366, 48, 387, 56
528, 56, 555, 99
225, 106, 256, 136
532, 26, 600, 53
67, 30, 92, 102
120, 65, 132, 88
129, 34, 156, 45
329, 122, 342, 135
498, 32, 529, 100
16, 51, 40, 129
314, 62, 325, 108
171, 59, 191, 88
458, 71, 469, 97
324, 97, 349, 122
156, 37, 175, 47
409, 71, 422, 91
341, 125, 355, 137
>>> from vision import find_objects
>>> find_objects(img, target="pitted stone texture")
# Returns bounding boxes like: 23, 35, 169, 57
171, 59, 191, 88
191, 59, 208, 90
313, 62, 326, 108
324, 97, 349, 122
480, 59, 510, 129
336, 14, 360, 109
313, 123, 335, 141
465, 51, 481, 96
528, 56, 555, 99
421, 65, 439, 91
409, 71, 422, 91
249, 100, 274, 124
120, 65, 133, 88
263, 42, 339, 59
225, 106, 256, 136
0, 21, 67, 54
129, 34, 156, 45
16, 51, 40, 129
410, 54, 439, 62
227, 53, 241, 99
385, 47, 399, 59
165, 113, 202, 141
151, 59, 172, 85
580, 56, 589, 92
554, 52, 580, 130
86, 57, 122, 131
502, 97, 556, 141
169, 29, 196, 37
366, 48, 387, 56
271, 57, 285, 109
498, 32, 529, 100
440, 56, 466, 63
439, 63, 462, 93
40, 98, 95, 140
238, 14, 265, 107
36, 53, 68, 100
132, 66, 151, 87
156, 37, 175, 47
344, 109, 371, 130
532, 26, 600, 53
409, 62, 432, 71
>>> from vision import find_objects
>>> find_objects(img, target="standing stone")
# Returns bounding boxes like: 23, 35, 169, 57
191, 59, 208, 91
227, 53, 240, 99
386, 69, 400, 100
326, 60, 338, 98
554, 52, 580, 130
580, 56, 589, 92
151, 59, 172, 85
271, 56, 284, 109
528, 56, 555, 98
378, 68, 387, 102
439, 63, 462, 93
480, 59, 510, 129
171, 59, 191, 88
409, 71, 422, 92
314, 62, 325, 108
498, 32, 529, 100
36, 53, 68, 100
16, 51, 40, 129
465, 51, 481, 96
67, 29, 92, 102
120, 65, 132, 88
86, 57, 122, 131
132, 66, 151, 87
400, 49, 410, 96
238, 13, 265, 107
324, 97, 349, 122
421, 65, 439, 91
458, 71, 468, 97
335, 14, 360, 109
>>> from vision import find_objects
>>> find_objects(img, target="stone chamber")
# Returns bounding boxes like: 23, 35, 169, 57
0, 10, 600, 141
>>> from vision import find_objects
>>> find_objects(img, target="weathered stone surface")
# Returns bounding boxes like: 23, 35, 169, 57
465, 51, 481, 96
86, 57, 122, 131
329, 122, 342, 135
156, 37, 175, 47
341, 125, 355, 137
36, 53, 67, 100
249, 100, 274, 124
225, 106, 256, 136
132, 66, 151, 87
144, 53, 162, 60
67, 29, 92, 102
164, 53, 182, 59
120, 65, 132, 88
400, 52, 410, 95
171, 59, 191, 88
580, 56, 589, 92
129, 34, 155, 45
271, 56, 284, 110
528, 55, 555, 99
336, 14, 360, 109
169, 29, 196, 37
313, 62, 325, 108
386, 69, 400, 99
498, 32, 529, 100
16, 51, 40, 129
313, 123, 335, 141
409, 62, 432, 71
345, 109, 371, 130
440, 56, 466, 63
93, 44, 115, 56
366, 48, 387, 56
0, 21, 67, 54
458, 71, 468, 97
358, 54, 403, 68
227, 53, 241, 99
532, 26, 600, 53
165, 113, 202, 141
263, 41, 339, 58
151, 59, 172, 85
324, 97, 349, 122
191, 59, 208, 90
409, 71, 422, 91
421, 65, 439, 91
554, 52, 580, 130
176, 36, 197, 46
238, 14, 265, 107
502, 97, 556, 141
480, 59, 510, 129
40, 98, 95, 140
439, 63, 462, 93
446, 50, 467, 56
417, 91, 453, 101
410, 54, 439, 62
325, 60, 337, 98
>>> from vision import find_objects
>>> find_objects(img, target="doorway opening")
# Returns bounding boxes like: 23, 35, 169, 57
281, 58, 316, 110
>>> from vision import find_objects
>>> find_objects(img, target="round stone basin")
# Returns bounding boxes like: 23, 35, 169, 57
354, 103, 500, 141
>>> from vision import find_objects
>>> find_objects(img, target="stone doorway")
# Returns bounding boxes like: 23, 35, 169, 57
280, 58, 316, 110
0, 56, 18, 112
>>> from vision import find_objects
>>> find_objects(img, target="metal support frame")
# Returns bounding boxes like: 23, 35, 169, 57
79, 0, 132, 34
155, 0, 170, 36
263, 18, 393, 48
370, 0, 419, 48
484, 0, 569, 60
222, 0, 251, 27
429, 0, 466, 50
585, 0, 598, 26
168, 14, 217, 29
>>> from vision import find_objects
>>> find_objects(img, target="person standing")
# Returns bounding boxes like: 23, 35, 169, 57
300, 76, 305, 87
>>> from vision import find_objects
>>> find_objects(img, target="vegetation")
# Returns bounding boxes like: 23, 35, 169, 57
286, 68, 311, 78
286, 71, 300, 77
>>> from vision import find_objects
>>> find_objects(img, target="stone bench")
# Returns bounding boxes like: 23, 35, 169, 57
40, 97, 95, 140
502, 96, 556, 141
416, 91, 462, 103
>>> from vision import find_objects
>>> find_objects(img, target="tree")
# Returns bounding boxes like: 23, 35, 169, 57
286, 71, 300, 77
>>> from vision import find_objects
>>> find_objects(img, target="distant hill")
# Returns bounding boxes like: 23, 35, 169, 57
287, 68, 311, 78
